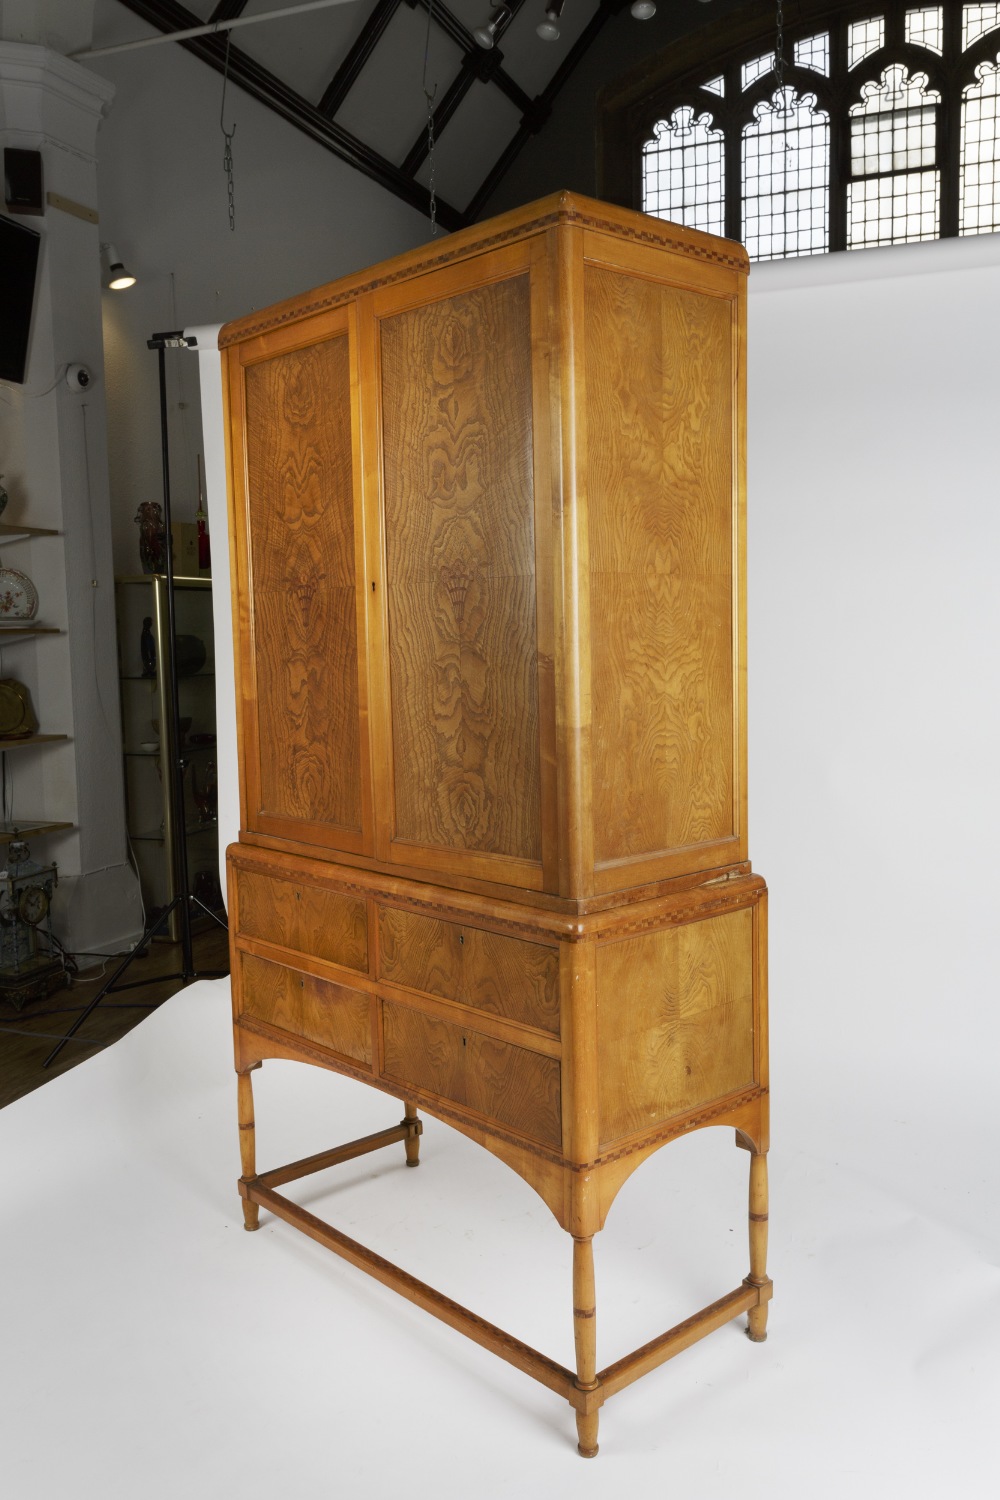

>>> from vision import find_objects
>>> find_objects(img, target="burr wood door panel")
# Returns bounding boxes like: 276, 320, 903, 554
583, 244, 745, 890
232, 309, 373, 856
373, 257, 547, 890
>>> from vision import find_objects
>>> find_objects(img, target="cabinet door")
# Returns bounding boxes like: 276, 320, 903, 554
366, 244, 556, 891
581, 232, 747, 891
227, 307, 374, 855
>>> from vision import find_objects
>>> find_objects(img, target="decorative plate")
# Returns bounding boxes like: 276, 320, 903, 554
0, 566, 39, 620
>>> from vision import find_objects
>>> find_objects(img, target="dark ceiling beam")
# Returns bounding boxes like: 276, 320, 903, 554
317, 0, 400, 117
399, 0, 532, 177
114, 0, 465, 230
208, 1, 248, 21
465, 0, 627, 222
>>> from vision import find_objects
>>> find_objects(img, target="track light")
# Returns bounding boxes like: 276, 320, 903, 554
537, 0, 565, 41
102, 243, 136, 290
473, 3, 511, 48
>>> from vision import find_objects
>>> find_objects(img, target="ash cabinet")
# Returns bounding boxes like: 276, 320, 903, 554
221, 193, 770, 1457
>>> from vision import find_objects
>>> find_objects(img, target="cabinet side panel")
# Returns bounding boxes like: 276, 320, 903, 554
243, 334, 362, 834
585, 267, 735, 866
379, 276, 541, 863
595, 907, 755, 1149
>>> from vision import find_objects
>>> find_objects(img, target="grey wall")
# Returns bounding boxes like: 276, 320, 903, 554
89, 13, 433, 570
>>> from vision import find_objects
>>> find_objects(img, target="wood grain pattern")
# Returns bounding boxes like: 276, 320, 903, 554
237, 868, 368, 972
594, 908, 754, 1149
239, 953, 372, 1066
377, 905, 560, 1033
244, 334, 362, 834
379, 276, 541, 862
381, 999, 562, 1147
585, 266, 735, 866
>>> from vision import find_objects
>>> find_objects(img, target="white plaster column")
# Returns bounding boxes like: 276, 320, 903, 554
0, 40, 143, 952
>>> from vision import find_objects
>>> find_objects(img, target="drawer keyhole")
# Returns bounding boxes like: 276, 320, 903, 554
458, 934, 464, 945
462, 1035, 467, 1047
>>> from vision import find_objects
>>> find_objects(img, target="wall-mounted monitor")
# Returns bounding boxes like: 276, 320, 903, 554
0, 214, 42, 385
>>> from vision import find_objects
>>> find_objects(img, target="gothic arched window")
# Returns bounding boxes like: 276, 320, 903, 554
600, 2, 1000, 260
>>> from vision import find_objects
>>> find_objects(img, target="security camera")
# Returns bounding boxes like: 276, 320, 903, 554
66, 363, 94, 392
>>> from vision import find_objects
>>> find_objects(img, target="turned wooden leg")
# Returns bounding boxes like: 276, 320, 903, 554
402, 1098, 421, 1167
238, 1067, 260, 1232
572, 1236, 599, 1458
746, 1151, 769, 1342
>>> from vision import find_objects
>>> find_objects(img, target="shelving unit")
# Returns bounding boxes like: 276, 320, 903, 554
115, 575, 220, 939
0, 521, 73, 857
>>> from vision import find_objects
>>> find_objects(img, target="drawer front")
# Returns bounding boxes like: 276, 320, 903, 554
237, 868, 368, 973
239, 952, 372, 1067
377, 906, 560, 1034
381, 999, 561, 1148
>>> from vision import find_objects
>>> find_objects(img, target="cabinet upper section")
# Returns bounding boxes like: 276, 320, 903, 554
222, 193, 748, 906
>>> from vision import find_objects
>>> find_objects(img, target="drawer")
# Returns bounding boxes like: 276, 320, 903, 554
239, 952, 372, 1067
381, 999, 561, 1148
377, 906, 560, 1035
236, 867, 368, 973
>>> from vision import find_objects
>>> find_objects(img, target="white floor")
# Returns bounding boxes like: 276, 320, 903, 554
2, 976, 997, 1500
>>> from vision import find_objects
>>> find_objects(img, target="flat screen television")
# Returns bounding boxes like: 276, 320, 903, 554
0, 214, 42, 385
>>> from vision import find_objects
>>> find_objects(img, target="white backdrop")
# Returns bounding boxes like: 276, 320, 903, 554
2, 234, 997, 1498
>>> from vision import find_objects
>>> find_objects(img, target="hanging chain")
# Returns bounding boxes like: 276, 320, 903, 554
422, 0, 438, 235
220, 31, 236, 232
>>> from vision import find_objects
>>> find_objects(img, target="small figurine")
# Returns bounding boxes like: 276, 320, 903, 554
134, 501, 166, 574
140, 617, 156, 677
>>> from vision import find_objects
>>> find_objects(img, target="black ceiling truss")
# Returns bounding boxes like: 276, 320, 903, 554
318, 0, 399, 117
466, 0, 627, 221
116, 0, 465, 229
114, 0, 621, 228
208, 1, 248, 21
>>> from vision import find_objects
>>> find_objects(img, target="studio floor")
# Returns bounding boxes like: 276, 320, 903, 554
2, 977, 996, 1500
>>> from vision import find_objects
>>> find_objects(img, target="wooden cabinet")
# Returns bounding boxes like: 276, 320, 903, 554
222, 193, 769, 1457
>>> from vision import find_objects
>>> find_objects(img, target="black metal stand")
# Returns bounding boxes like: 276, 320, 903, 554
43, 333, 227, 1068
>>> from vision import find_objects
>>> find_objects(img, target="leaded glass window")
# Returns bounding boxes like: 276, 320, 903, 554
742, 89, 831, 260
904, 8, 943, 53
794, 34, 831, 76
848, 16, 886, 68
611, 2, 1000, 261
960, 55, 1000, 232
642, 108, 725, 235
847, 66, 940, 246
963, 4, 1000, 50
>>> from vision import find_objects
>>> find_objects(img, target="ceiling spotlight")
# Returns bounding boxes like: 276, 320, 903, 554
537, 0, 565, 41
473, 3, 511, 48
631, 0, 656, 16
102, 243, 136, 290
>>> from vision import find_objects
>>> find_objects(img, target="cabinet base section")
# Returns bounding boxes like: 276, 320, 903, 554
234, 1091, 772, 1457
